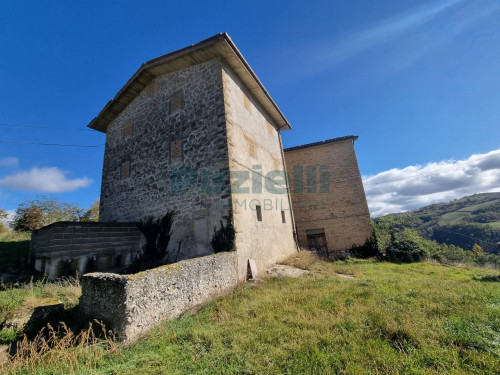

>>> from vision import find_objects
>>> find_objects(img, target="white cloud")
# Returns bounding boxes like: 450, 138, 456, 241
312, 0, 464, 67
363, 149, 500, 217
0, 167, 92, 193
0, 157, 19, 168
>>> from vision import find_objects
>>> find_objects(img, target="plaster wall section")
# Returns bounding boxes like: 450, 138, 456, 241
221, 65, 297, 280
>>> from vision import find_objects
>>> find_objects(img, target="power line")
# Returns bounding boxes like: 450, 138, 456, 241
0, 141, 104, 148
0, 123, 93, 132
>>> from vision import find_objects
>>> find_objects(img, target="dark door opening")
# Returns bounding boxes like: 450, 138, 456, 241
306, 229, 328, 254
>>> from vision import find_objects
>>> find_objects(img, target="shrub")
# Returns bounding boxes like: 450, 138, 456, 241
350, 235, 380, 259
130, 210, 176, 272
384, 232, 425, 263
210, 211, 235, 253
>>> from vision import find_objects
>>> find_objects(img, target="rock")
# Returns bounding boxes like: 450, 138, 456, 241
267, 264, 310, 278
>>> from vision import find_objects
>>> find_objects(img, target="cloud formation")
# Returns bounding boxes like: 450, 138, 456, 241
0, 157, 19, 168
313, 0, 464, 67
363, 149, 500, 217
0, 167, 92, 193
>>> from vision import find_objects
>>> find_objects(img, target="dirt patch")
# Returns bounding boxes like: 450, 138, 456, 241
267, 265, 310, 278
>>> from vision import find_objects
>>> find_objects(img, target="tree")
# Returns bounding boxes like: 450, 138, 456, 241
11, 197, 86, 232
473, 243, 484, 257
81, 200, 100, 222
12, 206, 44, 232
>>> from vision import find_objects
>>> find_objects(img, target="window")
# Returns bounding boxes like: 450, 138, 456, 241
123, 121, 133, 138
281, 210, 286, 223
121, 160, 131, 179
170, 140, 182, 160
171, 91, 182, 112
256, 205, 262, 221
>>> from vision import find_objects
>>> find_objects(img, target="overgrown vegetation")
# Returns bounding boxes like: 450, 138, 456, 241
8, 197, 99, 232
2, 259, 500, 373
0, 278, 81, 344
129, 210, 177, 273
0, 232, 31, 280
373, 219, 500, 267
210, 210, 236, 253
375, 192, 500, 254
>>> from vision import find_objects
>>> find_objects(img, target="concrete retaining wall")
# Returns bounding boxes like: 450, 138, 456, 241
79, 251, 238, 342
30, 222, 141, 279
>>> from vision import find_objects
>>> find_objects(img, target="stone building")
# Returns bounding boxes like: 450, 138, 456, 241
89, 33, 298, 280
284, 136, 372, 253
30, 33, 372, 279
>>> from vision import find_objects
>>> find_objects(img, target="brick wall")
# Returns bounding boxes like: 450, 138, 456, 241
30, 222, 141, 279
284, 138, 373, 252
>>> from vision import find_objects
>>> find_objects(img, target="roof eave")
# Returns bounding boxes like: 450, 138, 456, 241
88, 33, 291, 133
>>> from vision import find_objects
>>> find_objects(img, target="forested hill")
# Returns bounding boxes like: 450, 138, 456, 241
375, 192, 500, 254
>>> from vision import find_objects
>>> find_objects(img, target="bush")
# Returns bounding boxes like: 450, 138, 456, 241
350, 235, 380, 259
210, 212, 235, 253
129, 210, 176, 273
384, 232, 425, 263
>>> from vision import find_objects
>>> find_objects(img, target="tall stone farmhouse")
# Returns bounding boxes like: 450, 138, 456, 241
30, 33, 372, 280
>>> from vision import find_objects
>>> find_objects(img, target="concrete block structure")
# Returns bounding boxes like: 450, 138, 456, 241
30, 222, 141, 276
30, 33, 372, 280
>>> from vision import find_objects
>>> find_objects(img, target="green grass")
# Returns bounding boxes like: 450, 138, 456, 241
437, 199, 500, 227
4, 258, 500, 374
0, 279, 81, 343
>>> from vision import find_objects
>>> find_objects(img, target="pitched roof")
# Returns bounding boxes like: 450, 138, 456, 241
283, 135, 359, 152
88, 33, 291, 132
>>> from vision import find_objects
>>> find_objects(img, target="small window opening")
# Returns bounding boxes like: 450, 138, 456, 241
171, 91, 182, 112
281, 210, 286, 223
123, 121, 133, 137
121, 160, 131, 179
256, 205, 262, 221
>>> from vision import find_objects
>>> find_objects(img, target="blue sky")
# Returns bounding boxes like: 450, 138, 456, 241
1, 0, 499, 217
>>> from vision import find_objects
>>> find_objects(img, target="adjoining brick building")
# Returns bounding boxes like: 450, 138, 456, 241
284, 136, 372, 253
30, 33, 372, 279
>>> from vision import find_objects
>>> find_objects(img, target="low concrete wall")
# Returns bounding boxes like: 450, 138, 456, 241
30, 222, 141, 279
79, 251, 238, 342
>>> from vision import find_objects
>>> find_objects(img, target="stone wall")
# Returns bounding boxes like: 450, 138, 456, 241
79, 251, 238, 343
284, 138, 373, 252
221, 64, 297, 280
30, 222, 141, 279
99, 58, 231, 260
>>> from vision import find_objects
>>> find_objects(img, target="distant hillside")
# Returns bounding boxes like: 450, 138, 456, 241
375, 192, 500, 254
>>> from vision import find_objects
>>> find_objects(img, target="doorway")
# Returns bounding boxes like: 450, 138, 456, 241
306, 229, 328, 253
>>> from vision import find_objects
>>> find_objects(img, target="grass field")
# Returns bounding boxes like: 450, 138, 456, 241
438, 198, 500, 227
0, 278, 81, 344
2, 256, 499, 374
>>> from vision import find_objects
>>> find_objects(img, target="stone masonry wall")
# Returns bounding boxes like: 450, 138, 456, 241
79, 251, 238, 343
284, 139, 373, 251
30, 222, 141, 279
99, 59, 231, 260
